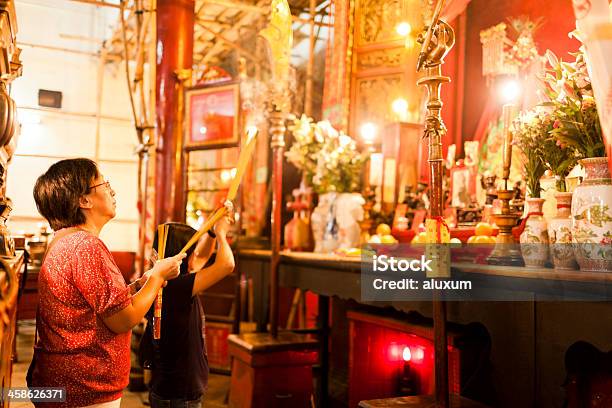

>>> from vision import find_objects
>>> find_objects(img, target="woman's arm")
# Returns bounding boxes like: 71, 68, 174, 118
189, 233, 216, 272
192, 217, 235, 296
103, 253, 185, 333
127, 279, 142, 295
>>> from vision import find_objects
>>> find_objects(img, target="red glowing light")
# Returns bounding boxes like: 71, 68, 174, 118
412, 347, 425, 362
402, 346, 411, 362
388, 342, 400, 361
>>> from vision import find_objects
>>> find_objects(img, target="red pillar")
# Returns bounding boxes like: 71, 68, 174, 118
155, 0, 194, 224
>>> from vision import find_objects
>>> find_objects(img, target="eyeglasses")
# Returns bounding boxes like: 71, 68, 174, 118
88, 180, 112, 192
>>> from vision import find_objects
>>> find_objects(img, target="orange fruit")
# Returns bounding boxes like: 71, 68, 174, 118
368, 235, 381, 244
376, 223, 392, 236
474, 235, 493, 244
450, 238, 462, 247
467, 235, 477, 244
411, 232, 427, 244
344, 248, 362, 257
381, 234, 397, 244
475, 222, 494, 236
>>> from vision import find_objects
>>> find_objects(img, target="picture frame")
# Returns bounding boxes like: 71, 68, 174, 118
185, 82, 240, 149
449, 162, 473, 208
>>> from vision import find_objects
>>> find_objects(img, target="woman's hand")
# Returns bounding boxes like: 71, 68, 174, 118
214, 200, 236, 238
151, 253, 185, 281
106, 252, 186, 333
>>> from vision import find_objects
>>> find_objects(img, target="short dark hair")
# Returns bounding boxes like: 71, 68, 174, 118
33, 158, 100, 231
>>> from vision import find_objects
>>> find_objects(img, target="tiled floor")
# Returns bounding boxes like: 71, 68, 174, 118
11, 321, 229, 408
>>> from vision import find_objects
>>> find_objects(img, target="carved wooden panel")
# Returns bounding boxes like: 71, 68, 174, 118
357, 48, 405, 70
354, 75, 403, 125
356, 0, 403, 46
349, 0, 425, 143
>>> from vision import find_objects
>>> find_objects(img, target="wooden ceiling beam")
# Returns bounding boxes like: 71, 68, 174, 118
198, 24, 263, 64
293, 15, 332, 27
196, 18, 234, 29
200, 0, 267, 13
103, 6, 140, 59
70, 0, 122, 9
197, 0, 331, 26
198, 0, 268, 65
194, 0, 238, 65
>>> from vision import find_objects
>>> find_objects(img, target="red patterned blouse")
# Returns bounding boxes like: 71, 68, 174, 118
32, 231, 132, 408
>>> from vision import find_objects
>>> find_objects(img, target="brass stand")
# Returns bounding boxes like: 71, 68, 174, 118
486, 189, 524, 266
268, 108, 286, 338
415, 1, 455, 407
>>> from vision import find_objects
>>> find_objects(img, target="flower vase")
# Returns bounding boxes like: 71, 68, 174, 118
284, 213, 311, 251
311, 192, 336, 253
311, 192, 364, 253
335, 193, 365, 249
520, 198, 549, 268
548, 192, 577, 270
571, 157, 612, 272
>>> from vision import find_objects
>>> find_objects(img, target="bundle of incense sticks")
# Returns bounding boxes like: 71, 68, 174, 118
153, 223, 168, 340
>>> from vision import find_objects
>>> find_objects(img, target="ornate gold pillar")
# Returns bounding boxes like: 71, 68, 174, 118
268, 109, 286, 338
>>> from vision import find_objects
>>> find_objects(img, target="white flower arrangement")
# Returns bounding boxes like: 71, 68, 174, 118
285, 114, 366, 194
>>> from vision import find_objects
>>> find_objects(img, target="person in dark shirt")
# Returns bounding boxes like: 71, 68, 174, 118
141, 208, 235, 408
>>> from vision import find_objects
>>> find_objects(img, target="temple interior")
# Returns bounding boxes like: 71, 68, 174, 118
0, 1, 611, 407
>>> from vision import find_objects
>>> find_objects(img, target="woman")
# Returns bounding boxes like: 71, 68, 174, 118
141, 211, 235, 408
30, 158, 184, 408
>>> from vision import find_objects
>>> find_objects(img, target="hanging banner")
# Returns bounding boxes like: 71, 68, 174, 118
321, 0, 353, 132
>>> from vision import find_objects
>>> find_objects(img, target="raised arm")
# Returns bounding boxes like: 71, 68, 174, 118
192, 216, 235, 296
189, 232, 216, 272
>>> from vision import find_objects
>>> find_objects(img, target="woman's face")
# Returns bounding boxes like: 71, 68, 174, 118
86, 174, 117, 220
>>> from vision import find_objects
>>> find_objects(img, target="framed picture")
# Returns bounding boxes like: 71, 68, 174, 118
185, 82, 240, 149
449, 162, 472, 208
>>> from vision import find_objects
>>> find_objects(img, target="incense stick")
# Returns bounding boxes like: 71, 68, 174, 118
178, 206, 227, 255
179, 127, 259, 256
227, 126, 258, 200
153, 224, 167, 339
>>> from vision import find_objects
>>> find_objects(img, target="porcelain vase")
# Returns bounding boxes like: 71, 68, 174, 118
571, 157, 612, 272
548, 192, 577, 270
335, 192, 365, 249
311, 192, 364, 253
520, 197, 549, 268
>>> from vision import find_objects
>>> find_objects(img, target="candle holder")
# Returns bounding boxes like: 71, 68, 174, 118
486, 189, 524, 266
359, 186, 376, 244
